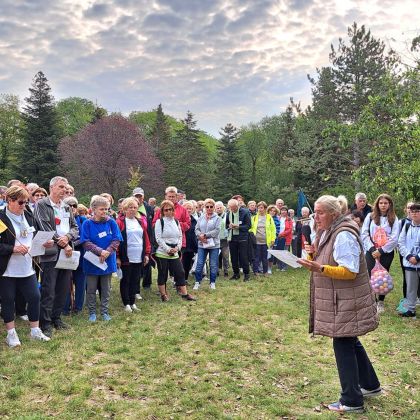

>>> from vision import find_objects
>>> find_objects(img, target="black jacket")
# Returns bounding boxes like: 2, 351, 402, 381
225, 207, 251, 241
184, 215, 198, 253
0, 209, 36, 276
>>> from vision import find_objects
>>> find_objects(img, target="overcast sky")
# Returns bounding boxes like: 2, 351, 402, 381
0, 0, 418, 136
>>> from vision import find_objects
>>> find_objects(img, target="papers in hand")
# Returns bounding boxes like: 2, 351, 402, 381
30, 231, 55, 257
201, 237, 215, 248
267, 250, 302, 268
84, 251, 108, 271
55, 250, 80, 270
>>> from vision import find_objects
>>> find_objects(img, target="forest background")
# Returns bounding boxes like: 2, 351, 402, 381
0, 23, 419, 209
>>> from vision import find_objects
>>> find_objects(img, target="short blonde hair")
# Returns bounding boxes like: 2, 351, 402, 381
203, 198, 216, 208
315, 195, 341, 217
257, 201, 267, 209
267, 205, 278, 215
77, 204, 88, 215
337, 195, 348, 215
5, 186, 29, 202
160, 199, 174, 211
121, 197, 139, 211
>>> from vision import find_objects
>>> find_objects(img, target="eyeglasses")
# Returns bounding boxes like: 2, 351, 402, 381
34, 194, 45, 198
17, 200, 29, 205
163, 208, 174, 212
205, 205, 214, 209
69, 204, 78, 208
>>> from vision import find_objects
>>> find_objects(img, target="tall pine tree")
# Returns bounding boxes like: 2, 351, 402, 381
213, 123, 242, 202
18, 71, 60, 186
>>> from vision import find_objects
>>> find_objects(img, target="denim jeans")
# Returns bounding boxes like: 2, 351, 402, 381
195, 247, 219, 284
275, 237, 287, 269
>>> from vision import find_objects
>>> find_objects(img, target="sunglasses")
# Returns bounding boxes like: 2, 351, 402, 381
69, 204, 78, 208
163, 208, 174, 212
205, 205, 214, 209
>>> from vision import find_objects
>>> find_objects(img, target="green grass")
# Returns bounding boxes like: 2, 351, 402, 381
0, 266, 418, 419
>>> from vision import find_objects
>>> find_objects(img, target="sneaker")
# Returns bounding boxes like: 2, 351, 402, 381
53, 319, 70, 330
89, 313, 97, 323
203, 276, 209, 282
6, 330, 21, 348
30, 327, 51, 342
224, 272, 229, 278
124, 304, 133, 313
131, 304, 140, 311
193, 282, 200, 290
377, 301, 385, 314
135, 294, 143, 300
19, 315, 29, 321
416, 298, 420, 306
41, 325, 53, 338
328, 401, 364, 413
267, 268, 272, 275
280, 268, 286, 272
397, 298, 408, 313
210, 283, 216, 290
102, 313, 112, 321
181, 294, 196, 301
400, 310, 416, 318
243, 275, 250, 282
360, 387, 382, 397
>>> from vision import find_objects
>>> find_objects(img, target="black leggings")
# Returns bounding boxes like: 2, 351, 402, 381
120, 263, 143, 306
155, 256, 186, 287
365, 251, 394, 302
0, 274, 40, 323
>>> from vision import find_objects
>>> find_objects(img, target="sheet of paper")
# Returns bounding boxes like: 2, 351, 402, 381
54, 249, 80, 270
30, 231, 55, 257
267, 250, 302, 268
201, 237, 215, 248
84, 250, 108, 271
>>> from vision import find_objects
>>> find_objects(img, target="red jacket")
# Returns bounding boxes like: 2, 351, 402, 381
152, 202, 191, 248
279, 217, 293, 246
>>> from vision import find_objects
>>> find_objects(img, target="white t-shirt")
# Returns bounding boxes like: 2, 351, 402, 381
3, 211, 35, 278
50, 198, 71, 237
125, 217, 143, 263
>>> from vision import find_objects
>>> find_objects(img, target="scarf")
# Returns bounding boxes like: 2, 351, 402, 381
228, 210, 240, 241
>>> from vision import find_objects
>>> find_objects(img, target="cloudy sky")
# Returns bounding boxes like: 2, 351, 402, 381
0, 0, 418, 135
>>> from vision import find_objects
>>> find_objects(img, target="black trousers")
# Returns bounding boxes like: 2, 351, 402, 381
39, 262, 72, 329
182, 251, 195, 281
142, 262, 152, 289
365, 251, 394, 302
155, 256, 186, 287
333, 337, 380, 407
0, 274, 40, 323
229, 239, 249, 275
120, 263, 143, 306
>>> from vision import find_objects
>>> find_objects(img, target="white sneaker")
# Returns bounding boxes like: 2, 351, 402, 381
203, 276, 209, 283
267, 268, 272, 275
6, 330, 21, 348
416, 298, 420, 306
193, 282, 200, 290
131, 304, 140, 311
135, 294, 143, 300
30, 327, 50, 342
124, 304, 133, 313
377, 301, 385, 314
210, 283, 216, 290
19, 315, 29, 321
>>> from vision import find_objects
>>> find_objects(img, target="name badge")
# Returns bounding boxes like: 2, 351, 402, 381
239, 221, 243, 225
28, 226, 36, 233
63, 212, 70, 218
98, 231, 107, 238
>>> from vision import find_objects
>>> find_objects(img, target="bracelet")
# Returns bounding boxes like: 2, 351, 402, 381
320, 265, 325, 273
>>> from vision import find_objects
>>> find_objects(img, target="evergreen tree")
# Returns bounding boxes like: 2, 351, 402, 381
151, 104, 172, 162
213, 123, 242, 202
18, 71, 60, 186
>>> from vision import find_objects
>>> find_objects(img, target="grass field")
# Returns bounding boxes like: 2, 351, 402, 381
0, 266, 418, 419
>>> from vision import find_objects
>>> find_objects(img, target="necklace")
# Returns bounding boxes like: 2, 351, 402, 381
6, 209, 29, 238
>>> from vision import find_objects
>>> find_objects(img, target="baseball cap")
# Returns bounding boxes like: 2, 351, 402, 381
132, 187, 144, 196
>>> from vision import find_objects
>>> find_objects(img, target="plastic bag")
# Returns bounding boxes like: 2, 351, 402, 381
370, 259, 394, 295
116, 268, 123, 280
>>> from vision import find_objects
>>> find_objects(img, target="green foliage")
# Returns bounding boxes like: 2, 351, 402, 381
0, 94, 24, 183
17, 71, 60, 187
56, 97, 96, 137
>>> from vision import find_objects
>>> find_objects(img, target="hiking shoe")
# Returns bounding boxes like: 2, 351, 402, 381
327, 401, 364, 413
193, 282, 200, 290
30, 327, 51, 342
210, 283, 216, 290
53, 319, 70, 330
135, 293, 143, 300
229, 274, 240, 280
124, 304, 133, 313
6, 330, 21, 348
361, 387, 382, 397
41, 325, 53, 338
224, 272, 229, 277
161, 294, 169, 302
88, 313, 97, 323
102, 313, 112, 321
400, 310, 416, 318
181, 294, 196, 301
131, 304, 140, 311
243, 275, 250, 282
377, 301, 385, 313
396, 298, 408, 313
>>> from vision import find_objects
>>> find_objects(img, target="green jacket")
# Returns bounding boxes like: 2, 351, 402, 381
250, 213, 276, 246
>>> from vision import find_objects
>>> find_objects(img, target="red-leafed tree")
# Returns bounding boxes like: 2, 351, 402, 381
59, 115, 164, 199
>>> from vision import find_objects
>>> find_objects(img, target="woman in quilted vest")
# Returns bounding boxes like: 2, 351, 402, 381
298, 195, 380, 414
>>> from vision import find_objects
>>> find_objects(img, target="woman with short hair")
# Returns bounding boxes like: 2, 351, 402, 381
154, 200, 195, 301
0, 186, 50, 346
298, 195, 380, 414
193, 198, 221, 290
81, 195, 122, 322
116, 197, 151, 312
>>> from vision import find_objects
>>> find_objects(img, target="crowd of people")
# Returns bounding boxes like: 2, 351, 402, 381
0, 177, 418, 413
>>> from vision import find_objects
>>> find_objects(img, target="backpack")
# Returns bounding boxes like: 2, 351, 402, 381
151, 218, 179, 252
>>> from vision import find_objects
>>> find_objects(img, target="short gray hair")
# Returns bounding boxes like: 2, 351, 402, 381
315, 195, 341, 217
228, 199, 239, 208
355, 192, 367, 200
165, 186, 177, 194
50, 176, 68, 187
90, 195, 110, 209
64, 196, 78, 206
